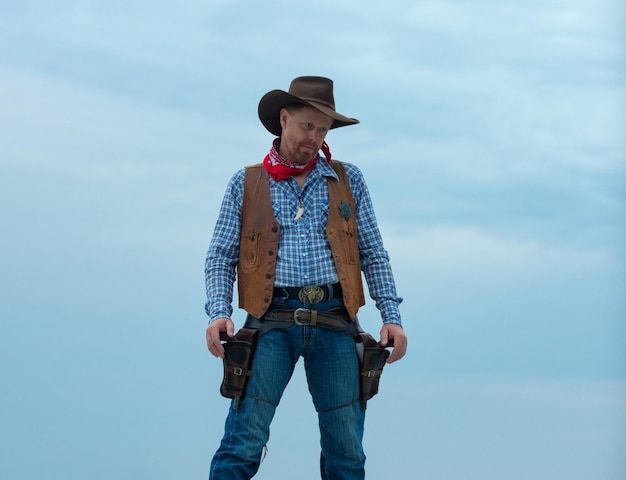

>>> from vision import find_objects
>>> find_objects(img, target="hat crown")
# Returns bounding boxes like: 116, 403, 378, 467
258, 75, 358, 136
288, 76, 335, 111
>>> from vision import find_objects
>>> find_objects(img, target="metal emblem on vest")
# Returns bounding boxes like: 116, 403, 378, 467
298, 286, 325, 304
338, 200, 352, 221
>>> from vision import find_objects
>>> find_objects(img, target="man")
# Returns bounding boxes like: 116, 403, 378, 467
205, 76, 407, 479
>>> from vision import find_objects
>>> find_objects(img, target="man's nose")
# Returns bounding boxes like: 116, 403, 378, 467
308, 129, 322, 142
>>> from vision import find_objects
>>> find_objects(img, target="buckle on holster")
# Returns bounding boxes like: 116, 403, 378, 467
293, 308, 310, 326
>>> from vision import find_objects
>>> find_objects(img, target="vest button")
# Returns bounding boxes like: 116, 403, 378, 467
265, 273, 272, 279
268, 250, 274, 255
271, 226, 278, 233
263, 296, 269, 303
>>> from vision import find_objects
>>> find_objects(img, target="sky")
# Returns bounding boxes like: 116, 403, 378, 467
1, 0, 624, 479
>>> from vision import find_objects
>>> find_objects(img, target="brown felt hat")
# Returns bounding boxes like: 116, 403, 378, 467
258, 76, 360, 136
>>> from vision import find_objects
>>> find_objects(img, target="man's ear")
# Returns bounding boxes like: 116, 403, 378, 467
279, 108, 289, 130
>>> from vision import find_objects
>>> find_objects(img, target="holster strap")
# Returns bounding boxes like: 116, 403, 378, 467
219, 327, 257, 345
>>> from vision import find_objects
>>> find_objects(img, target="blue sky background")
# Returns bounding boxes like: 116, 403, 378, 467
1, 1, 624, 479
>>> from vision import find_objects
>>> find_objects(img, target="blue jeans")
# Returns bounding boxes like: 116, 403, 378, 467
209, 299, 365, 479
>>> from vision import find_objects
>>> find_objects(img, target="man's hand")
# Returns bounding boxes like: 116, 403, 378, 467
206, 317, 235, 358
380, 323, 407, 364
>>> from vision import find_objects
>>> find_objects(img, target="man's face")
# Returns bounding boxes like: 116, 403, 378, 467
278, 105, 333, 165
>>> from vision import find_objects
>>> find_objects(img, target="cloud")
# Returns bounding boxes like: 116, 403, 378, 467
363, 373, 626, 479
1, 3, 624, 480
384, 225, 613, 277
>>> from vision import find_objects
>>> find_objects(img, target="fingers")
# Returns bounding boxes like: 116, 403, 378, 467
226, 321, 235, 337
379, 328, 389, 347
206, 326, 224, 358
386, 336, 407, 363
380, 324, 408, 364
205, 318, 234, 358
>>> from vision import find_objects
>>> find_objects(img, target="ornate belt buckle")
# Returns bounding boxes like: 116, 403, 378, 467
298, 285, 325, 304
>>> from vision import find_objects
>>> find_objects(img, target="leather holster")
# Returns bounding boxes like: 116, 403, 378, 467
355, 332, 391, 409
220, 328, 258, 408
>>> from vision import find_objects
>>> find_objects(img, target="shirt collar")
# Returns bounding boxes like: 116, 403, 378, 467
315, 156, 339, 181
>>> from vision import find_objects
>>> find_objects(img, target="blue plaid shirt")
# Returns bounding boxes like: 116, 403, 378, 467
205, 158, 403, 325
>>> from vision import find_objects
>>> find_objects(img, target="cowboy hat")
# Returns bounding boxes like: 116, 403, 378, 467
258, 76, 359, 136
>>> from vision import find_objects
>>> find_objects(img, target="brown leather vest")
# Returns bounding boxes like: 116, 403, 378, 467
238, 161, 365, 320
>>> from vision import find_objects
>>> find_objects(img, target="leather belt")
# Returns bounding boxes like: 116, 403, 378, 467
273, 283, 342, 304
262, 306, 353, 332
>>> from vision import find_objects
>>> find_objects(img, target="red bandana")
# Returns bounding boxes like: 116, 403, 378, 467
263, 139, 332, 181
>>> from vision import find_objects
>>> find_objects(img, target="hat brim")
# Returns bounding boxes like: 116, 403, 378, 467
258, 90, 359, 136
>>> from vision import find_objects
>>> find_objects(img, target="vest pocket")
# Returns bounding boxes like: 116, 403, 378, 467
241, 229, 261, 267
